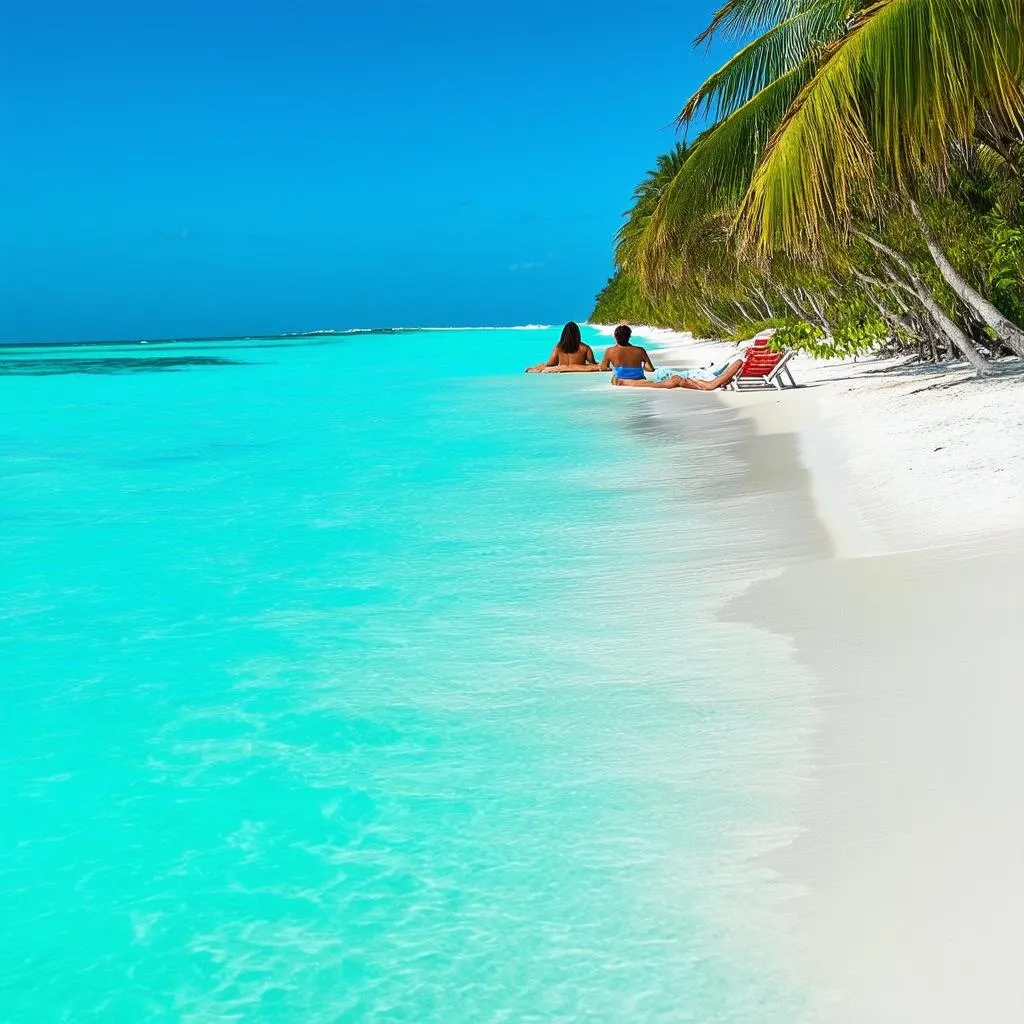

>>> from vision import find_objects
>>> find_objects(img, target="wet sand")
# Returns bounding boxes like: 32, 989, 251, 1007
593, 326, 1024, 1019
729, 535, 1024, 1022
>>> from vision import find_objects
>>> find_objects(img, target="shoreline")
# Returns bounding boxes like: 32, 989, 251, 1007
729, 532, 1024, 1023
599, 323, 1024, 551
595, 324, 1024, 1020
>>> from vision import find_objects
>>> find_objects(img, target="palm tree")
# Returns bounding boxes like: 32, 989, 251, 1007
741, 0, 1023, 251
624, 0, 1024, 369
614, 142, 691, 269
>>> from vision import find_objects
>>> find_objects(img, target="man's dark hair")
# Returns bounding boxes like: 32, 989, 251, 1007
613, 324, 632, 345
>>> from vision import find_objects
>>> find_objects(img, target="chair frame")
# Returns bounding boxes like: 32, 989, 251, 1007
725, 348, 798, 390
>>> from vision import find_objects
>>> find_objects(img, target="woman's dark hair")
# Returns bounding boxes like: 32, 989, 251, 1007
556, 321, 583, 355
614, 324, 633, 345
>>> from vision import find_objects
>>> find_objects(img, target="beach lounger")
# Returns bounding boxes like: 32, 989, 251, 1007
726, 346, 797, 390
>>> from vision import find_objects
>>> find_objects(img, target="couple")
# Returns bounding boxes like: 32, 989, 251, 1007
526, 322, 745, 391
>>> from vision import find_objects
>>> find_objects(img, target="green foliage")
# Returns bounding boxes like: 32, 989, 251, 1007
828, 297, 895, 356
742, 0, 1024, 253
770, 314, 881, 358
591, 0, 1024, 364
987, 215, 1024, 322
591, 272, 664, 327
726, 318, 785, 343
771, 319, 824, 352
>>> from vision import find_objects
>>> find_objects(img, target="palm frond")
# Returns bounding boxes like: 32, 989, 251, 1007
681, 0, 850, 125
613, 143, 692, 267
695, 0, 807, 46
631, 67, 810, 291
740, 0, 1024, 252
975, 143, 1013, 179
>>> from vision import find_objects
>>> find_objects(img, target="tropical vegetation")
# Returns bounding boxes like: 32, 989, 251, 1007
592, 0, 1024, 375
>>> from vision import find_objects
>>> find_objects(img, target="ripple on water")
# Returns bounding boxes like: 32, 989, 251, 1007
1, 330, 823, 1021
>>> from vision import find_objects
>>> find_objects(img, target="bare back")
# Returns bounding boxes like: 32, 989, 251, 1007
554, 343, 597, 367
600, 344, 654, 371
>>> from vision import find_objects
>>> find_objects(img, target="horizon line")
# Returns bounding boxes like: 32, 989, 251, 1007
0, 324, 560, 349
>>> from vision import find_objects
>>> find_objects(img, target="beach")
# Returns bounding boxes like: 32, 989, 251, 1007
619, 325, 1024, 1021
3, 325, 1022, 1020
7, 0, 1023, 1016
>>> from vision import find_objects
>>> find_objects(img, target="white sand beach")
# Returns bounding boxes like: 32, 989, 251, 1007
597, 324, 1024, 1021
597, 324, 1024, 552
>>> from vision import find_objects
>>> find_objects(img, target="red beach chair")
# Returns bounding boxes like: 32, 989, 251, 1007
726, 345, 798, 390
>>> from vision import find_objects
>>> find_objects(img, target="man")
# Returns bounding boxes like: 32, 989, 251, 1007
599, 325, 655, 381
611, 342, 752, 391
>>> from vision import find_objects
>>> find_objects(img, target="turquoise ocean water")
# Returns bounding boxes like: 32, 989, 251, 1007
1, 328, 819, 1022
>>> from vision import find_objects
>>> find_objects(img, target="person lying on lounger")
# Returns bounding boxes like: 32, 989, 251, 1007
525, 321, 600, 372
598, 324, 655, 381
610, 354, 746, 390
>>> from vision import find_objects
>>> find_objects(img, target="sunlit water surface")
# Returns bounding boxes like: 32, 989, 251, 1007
1, 328, 819, 1022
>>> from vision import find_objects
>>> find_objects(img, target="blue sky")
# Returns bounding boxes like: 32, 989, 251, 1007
1, 0, 721, 342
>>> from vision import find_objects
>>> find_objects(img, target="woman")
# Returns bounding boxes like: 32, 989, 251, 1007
598, 324, 655, 381
525, 322, 599, 373
612, 340, 752, 390
610, 357, 745, 390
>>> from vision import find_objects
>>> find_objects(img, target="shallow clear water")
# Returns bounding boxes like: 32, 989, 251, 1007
1, 328, 817, 1021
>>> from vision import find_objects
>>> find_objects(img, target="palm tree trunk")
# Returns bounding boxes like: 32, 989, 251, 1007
697, 301, 731, 335
857, 231, 992, 374
886, 264, 993, 374
909, 200, 1024, 358
752, 288, 775, 318
804, 290, 833, 336
775, 288, 804, 318
732, 299, 756, 323
852, 272, 919, 341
